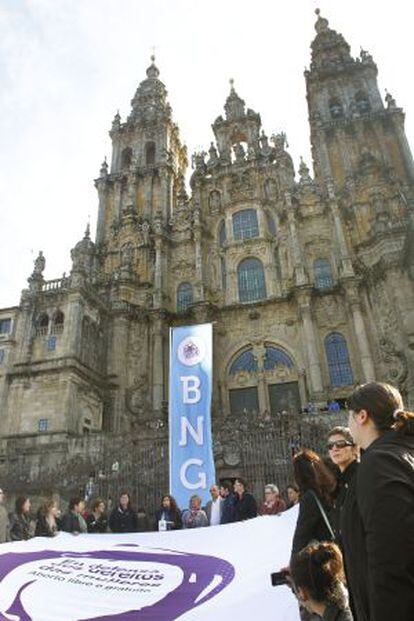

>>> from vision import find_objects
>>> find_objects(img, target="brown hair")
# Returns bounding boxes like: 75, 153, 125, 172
293, 449, 336, 505
15, 496, 30, 515
160, 494, 181, 519
347, 382, 414, 435
91, 498, 105, 512
37, 498, 56, 517
291, 542, 346, 608
327, 426, 354, 445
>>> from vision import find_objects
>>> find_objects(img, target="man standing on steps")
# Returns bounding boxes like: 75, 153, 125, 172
205, 484, 223, 526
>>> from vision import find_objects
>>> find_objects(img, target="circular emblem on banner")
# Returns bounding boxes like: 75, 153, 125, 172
177, 336, 206, 366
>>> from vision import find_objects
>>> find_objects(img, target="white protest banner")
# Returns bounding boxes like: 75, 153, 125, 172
0, 507, 300, 621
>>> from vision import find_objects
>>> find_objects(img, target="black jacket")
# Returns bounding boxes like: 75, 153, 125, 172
346, 430, 414, 621
108, 505, 138, 533
233, 492, 257, 522
291, 489, 333, 557
10, 513, 32, 541
220, 493, 237, 524
86, 512, 108, 534
61, 511, 86, 534
35, 514, 58, 537
330, 460, 358, 544
154, 508, 182, 531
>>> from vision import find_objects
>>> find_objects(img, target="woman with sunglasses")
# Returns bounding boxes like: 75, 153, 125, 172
326, 427, 358, 543
344, 382, 414, 621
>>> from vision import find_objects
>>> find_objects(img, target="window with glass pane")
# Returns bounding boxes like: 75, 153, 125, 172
263, 346, 294, 370
218, 220, 226, 247
46, 336, 57, 351
0, 350, 4, 364
38, 419, 48, 432
325, 332, 354, 387
238, 258, 267, 302
229, 387, 259, 415
177, 282, 193, 312
229, 349, 258, 374
0, 318, 11, 334
266, 212, 277, 236
314, 258, 334, 290
232, 209, 259, 240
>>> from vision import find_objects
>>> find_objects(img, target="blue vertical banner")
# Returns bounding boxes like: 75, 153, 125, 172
169, 323, 215, 509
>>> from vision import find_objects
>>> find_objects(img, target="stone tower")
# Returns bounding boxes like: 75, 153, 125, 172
306, 9, 414, 188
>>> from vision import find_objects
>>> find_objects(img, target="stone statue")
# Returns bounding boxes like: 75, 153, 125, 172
385, 90, 396, 109
33, 251, 45, 275
233, 142, 246, 162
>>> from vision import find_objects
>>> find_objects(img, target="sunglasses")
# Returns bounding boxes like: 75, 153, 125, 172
327, 440, 354, 450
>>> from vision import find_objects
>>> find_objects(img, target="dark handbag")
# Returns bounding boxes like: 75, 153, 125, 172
309, 489, 335, 541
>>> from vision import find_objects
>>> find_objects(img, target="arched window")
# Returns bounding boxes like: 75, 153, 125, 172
121, 147, 132, 168
329, 99, 344, 119
266, 212, 277, 236
237, 257, 267, 302
263, 346, 294, 370
218, 220, 226, 247
36, 313, 49, 336
51, 310, 64, 334
314, 258, 334, 290
145, 141, 156, 165
325, 332, 354, 387
220, 257, 227, 290
229, 349, 258, 374
177, 282, 193, 312
232, 209, 259, 240
355, 92, 371, 114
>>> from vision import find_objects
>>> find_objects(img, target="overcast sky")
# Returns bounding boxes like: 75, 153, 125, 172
0, 0, 412, 309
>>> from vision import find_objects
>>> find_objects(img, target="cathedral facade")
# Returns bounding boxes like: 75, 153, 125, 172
1, 12, 414, 484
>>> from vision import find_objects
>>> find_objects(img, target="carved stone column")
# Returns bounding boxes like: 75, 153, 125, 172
152, 313, 164, 413
95, 174, 108, 244
285, 192, 307, 286
297, 290, 323, 394
345, 283, 375, 382
326, 181, 354, 277
193, 208, 204, 301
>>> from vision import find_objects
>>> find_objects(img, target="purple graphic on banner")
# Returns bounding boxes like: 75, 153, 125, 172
0, 544, 235, 620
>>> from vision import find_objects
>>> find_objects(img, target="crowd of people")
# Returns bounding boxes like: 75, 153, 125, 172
0, 477, 296, 540
0, 381, 413, 621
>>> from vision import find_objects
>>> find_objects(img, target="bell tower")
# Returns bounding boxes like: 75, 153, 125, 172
94, 56, 188, 306
306, 9, 414, 189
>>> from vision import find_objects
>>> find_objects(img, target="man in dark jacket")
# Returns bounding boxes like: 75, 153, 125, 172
219, 480, 236, 524
233, 478, 257, 522
108, 492, 138, 533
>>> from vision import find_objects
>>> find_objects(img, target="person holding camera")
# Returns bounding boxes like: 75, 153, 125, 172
290, 541, 353, 621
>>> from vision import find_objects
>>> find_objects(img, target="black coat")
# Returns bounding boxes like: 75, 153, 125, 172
220, 493, 237, 524
35, 514, 58, 537
86, 512, 108, 534
108, 505, 138, 533
154, 508, 182, 531
9, 513, 32, 541
61, 511, 86, 534
291, 489, 333, 557
330, 460, 358, 544
344, 430, 414, 621
233, 492, 257, 522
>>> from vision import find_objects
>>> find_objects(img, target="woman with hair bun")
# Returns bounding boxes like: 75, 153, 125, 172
291, 541, 353, 621
345, 381, 414, 621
